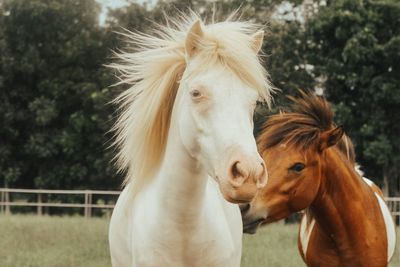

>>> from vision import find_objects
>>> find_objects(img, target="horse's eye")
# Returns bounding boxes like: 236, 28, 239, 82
289, 163, 305, 173
190, 89, 202, 99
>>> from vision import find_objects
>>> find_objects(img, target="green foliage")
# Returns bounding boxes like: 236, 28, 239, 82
306, 0, 400, 194
0, 0, 119, 189
0, 0, 398, 195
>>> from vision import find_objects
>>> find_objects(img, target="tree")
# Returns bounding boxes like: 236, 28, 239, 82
305, 0, 400, 195
0, 0, 120, 190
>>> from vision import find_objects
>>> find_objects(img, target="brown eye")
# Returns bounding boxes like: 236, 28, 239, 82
190, 89, 202, 99
289, 163, 305, 173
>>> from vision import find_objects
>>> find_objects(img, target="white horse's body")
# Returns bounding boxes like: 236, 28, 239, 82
109, 14, 272, 267
110, 79, 243, 265
110, 180, 241, 267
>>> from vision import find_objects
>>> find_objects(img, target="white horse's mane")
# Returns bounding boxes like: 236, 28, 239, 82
110, 12, 273, 195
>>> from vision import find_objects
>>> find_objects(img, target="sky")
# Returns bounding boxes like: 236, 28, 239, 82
96, 0, 130, 25
96, 0, 157, 25
95, 0, 307, 26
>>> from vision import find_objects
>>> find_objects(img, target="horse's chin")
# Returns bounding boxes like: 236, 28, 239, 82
218, 181, 258, 204
242, 218, 264, 234
222, 192, 255, 204
243, 226, 258, 234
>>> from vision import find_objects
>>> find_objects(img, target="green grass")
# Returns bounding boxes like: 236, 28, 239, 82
242, 224, 304, 267
0, 215, 398, 267
0, 215, 110, 267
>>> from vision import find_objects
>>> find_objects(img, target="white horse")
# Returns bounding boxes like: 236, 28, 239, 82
109, 14, 273, 267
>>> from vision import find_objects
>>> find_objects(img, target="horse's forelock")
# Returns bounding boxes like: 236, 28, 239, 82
257, 91, 335, 151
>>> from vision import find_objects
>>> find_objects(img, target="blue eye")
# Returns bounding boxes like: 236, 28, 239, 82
289, 163, 305, 173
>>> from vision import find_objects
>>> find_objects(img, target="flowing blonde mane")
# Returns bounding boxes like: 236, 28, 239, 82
110, 12, 273, 195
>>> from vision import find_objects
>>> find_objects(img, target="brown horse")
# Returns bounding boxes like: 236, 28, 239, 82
241, 92, 396, 267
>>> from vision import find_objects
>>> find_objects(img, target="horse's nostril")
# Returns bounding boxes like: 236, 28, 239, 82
256, 161, 268, 188
231, 161, 242, 178
228, 161, 248, 187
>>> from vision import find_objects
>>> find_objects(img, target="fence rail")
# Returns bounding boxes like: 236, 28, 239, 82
385, 197, 400, 224
1, 188, 400, 222
0, 188, 120, 218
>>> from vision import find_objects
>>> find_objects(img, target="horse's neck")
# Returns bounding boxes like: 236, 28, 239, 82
153, 121, 209, 225
309, 149, 383, 254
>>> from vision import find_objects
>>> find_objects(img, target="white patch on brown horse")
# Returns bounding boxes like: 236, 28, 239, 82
299, 212, 316, 258
363, 178, 396, 261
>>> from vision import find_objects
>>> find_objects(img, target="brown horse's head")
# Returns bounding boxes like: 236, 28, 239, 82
241, 91, 345, 234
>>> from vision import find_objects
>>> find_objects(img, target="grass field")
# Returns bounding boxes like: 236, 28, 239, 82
0, 215, 398, 267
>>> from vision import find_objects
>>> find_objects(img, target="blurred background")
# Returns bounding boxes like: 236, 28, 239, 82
0, 0, 399, 209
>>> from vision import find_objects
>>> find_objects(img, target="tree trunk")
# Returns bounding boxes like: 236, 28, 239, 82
382, 168, 389, 196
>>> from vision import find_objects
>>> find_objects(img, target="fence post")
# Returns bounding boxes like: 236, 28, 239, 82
37, 193, 42, 216
5, 189, 10, 215
0, 190, 3, 214
84, 191, 88, 218
88, 191, 92, 218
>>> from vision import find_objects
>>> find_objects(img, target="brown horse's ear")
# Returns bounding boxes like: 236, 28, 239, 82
318, 126, 344, 152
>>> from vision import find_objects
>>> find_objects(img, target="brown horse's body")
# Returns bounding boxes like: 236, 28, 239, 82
298, 149, 388, 267
241, 91, 396, 267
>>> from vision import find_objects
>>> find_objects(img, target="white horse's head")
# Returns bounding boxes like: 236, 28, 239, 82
176, 21, 269, 202
111, 14, 273, 203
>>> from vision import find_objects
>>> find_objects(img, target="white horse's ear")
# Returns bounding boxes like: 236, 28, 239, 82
250, 31, 264, 54
185, 20, 204, 59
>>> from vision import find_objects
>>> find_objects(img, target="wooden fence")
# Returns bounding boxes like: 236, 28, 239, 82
0, 188, 400, 223
0, 188, 120, 218
386, 197, 400, 225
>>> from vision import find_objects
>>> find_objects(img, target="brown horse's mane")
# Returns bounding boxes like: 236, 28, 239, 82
257, 90, 336, 150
